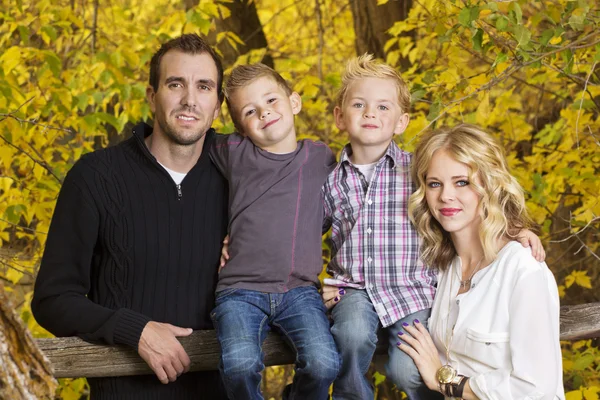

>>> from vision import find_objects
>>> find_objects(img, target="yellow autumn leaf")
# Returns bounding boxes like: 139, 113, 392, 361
0, 46, 22, 75
567, 390, 584, 400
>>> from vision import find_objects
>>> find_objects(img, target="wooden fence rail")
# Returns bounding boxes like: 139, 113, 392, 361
36, 302, 600, 379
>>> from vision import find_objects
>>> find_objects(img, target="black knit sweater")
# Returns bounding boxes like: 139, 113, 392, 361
32, 122, 228, 399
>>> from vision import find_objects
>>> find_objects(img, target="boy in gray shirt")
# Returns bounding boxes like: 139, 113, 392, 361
209, 64, 340, 400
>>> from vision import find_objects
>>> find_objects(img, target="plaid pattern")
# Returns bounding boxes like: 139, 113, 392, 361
323, 142, 437, 327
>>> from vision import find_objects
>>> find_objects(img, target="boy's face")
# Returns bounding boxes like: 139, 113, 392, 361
229, 76, 302, 154
334, 77, 409, 150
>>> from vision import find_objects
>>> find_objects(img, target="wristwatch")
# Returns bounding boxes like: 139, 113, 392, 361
436, 364, 457, 384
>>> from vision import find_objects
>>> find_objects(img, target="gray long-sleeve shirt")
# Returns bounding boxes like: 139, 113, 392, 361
210, 133, 336, 293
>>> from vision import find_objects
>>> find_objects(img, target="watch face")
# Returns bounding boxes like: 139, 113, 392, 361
436, 365, 456, 384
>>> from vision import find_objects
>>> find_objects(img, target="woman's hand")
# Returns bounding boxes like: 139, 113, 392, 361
321, 284, 345, 309
396, 320, 443, 392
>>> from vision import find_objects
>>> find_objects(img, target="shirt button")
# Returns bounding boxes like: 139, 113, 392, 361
456, 299, 460, 305
367, 228, 372, 234
367, 257, 372, 263
367, 199, 373, 205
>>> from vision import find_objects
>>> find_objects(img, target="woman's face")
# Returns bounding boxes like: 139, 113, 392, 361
424, 149, 482, 237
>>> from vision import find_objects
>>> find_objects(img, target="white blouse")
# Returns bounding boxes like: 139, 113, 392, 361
429, 241, 565, 399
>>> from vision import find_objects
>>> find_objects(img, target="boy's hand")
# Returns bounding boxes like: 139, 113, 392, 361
219, 235, 230, 273
322, 284, 345, 309
517, 229, 546, 262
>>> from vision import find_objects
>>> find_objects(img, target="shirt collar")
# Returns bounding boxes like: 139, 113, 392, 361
338, 141, 405, 170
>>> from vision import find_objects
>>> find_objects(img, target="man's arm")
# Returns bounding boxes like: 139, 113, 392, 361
31, 163, 149, 346
31, 161, 191, 383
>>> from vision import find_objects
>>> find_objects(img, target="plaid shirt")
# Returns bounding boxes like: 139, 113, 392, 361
322, 142, 437, 327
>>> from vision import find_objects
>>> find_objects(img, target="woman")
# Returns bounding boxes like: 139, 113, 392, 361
398, 124, 564, 399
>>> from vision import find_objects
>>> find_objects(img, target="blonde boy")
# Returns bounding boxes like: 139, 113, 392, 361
209, 64, 340, 400
321, 54, 440, 399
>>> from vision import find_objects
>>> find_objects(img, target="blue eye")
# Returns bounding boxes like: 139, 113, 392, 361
378, 105, 389, 111
427, 181, 441, 188
456, 180, 469, 187
352, 103, 364, 108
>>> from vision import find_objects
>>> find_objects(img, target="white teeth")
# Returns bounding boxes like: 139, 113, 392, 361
177, 116, 196, 121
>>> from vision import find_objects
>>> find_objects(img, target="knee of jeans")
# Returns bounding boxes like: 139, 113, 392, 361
332, 323, 377, 353
221, 354, 263, 380
384, 358, 423, 391
299, 347, 341, 382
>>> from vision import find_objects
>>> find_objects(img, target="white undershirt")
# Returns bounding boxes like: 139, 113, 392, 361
158, 161, 187, 185
351, 161, 377, 183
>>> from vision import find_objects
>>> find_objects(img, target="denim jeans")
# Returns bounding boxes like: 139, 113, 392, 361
330, 289, 441, 400
211, 286, 341, 400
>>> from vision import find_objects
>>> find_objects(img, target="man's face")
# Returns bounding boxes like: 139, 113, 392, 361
146, 50, 221, 146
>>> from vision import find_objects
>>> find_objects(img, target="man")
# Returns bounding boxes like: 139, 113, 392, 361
32, 34, 228, 399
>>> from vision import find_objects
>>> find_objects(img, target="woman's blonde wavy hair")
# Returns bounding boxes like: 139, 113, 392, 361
408, 124, 534, 270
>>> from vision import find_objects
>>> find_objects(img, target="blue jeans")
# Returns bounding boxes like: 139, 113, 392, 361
211, 286, 341, 400
330, 289, 441, 400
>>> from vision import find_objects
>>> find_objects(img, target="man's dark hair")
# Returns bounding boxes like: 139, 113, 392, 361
149, 34, 224, 102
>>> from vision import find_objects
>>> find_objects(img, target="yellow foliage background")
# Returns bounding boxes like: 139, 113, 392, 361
1, 0, 599, 398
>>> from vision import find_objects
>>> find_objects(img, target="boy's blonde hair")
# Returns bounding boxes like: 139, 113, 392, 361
408, 124, 534, 270
336, 54, 410, 113
224, 63, 293, 130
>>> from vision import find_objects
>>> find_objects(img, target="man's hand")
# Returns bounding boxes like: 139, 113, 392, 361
138, 321, 193, 384
219, 235, 230, 273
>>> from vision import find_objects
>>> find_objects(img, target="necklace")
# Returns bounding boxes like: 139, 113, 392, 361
459, 256, 484, 291
436, 260, 458, 385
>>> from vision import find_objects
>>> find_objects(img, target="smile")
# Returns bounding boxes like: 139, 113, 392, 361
263, 118, 280, 129
439, 208, 461, 216
361, 124, 378, 129
176, 115, 198, 121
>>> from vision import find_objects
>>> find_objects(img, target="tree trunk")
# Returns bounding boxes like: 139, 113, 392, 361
0, 283, 57, 399
186, 0, 273, 68
349, 0, 413, 59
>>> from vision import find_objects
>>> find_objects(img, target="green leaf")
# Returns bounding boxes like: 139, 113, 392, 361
423, 70, 437, 84
509, 2, 522, 24
17, 25, 30, 45
573, 354, 594, 371
458, 7, 480, 27
472, 28, 484, 52
44, 51, 62, 77
492, 52, 508, 68
513, 25, 531, 48
41, 25, 57, 42
5, 204, 27, 224
485, 2, 499, 12
495, 16, 508, 31
540, 29, 554, 46
410, 89, 426, 103
95, 112, 121, 131
427, 101, 442, 121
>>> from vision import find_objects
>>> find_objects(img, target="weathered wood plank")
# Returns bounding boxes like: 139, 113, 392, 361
36, 302, 600, 379
559, 302, 600, 340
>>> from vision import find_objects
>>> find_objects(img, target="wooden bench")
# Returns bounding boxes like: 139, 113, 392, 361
36, 302, 600, 378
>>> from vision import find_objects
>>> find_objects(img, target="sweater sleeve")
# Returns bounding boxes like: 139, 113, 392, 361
31, 162, 151, 349
469, 261, 562, 399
